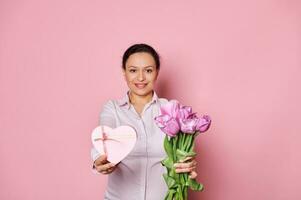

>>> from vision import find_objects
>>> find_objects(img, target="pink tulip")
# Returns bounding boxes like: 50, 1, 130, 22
160, 100, 181, 119
155, 100, 211, 136
196, 115, 211, 132
154, 100, 183, 137
154, 100, 211, 198
179, 118, 199, 134
154, 114, 180, 137
178, 105, 193, 119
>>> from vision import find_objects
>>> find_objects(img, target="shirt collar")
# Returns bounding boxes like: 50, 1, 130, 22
117, 90, 158, 109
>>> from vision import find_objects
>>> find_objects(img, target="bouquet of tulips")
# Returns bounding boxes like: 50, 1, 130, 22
154, 100, 211, 200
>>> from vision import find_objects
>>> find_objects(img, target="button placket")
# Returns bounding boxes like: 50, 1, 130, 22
129, 102, 153, 200
140, 113, 149, 200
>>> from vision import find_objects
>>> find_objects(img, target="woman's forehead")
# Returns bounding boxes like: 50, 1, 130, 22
126, 52, 155, 64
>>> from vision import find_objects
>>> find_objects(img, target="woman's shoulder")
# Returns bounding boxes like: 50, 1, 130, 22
157, 96, 169, 105
102, 99, 115, 107
99, 99, 117, 113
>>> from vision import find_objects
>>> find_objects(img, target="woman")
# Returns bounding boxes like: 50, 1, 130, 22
91, 43, 198, 200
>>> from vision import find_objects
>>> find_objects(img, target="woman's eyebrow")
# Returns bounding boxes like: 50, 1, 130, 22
129, 66, 154, 68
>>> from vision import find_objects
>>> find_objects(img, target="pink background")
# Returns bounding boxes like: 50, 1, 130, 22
0, 0, 300, 199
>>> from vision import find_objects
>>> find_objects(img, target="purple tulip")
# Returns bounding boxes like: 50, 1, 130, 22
179, 118, 199, 134
178, 105, 193, 119
154, 114, 180, 137
160, 100, 181, 119
154, 100, 211, 136
196, 115, 211, 132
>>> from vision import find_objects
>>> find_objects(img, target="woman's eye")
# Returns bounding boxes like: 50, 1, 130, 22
146, 69, 153, 73
129, 69, 136, 73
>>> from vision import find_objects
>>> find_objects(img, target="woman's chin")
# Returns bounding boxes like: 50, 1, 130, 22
130, 88, 152, 96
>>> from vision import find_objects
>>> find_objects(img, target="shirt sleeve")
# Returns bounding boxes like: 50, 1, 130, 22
99, 100, 116, 128
91, 146, 101, 174
90, 100, 116, 174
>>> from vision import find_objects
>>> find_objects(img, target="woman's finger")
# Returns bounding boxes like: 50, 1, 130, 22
175, 166, 196, 173
94, 154, 108, 166
107, 167, 116, 173
174, 160, 197, 169
96, 162, 115, 173
189, 171, 198, 179
179, 156, 194, 163
101, 166, 116, 174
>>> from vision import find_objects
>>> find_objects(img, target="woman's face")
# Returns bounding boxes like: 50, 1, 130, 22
123, 52, 159, 98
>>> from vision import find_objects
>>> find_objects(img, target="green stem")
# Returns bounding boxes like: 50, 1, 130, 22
168, 133, 197, 200
188, 134, 195, 152
183, 186, 188, 200
181, 134, 185, 152
173, 136, 180, 184
179, 132, 183, 149
186, 134, 194, 152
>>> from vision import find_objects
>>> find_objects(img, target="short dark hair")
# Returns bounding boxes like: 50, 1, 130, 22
122, 43, 160, 70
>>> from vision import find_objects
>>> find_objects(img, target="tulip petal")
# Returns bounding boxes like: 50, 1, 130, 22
160, 100, 180, 119
180, 118, 198, 134
196, 115, 211, 132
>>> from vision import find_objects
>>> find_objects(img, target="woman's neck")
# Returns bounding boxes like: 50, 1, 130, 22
129, 90, 154, 106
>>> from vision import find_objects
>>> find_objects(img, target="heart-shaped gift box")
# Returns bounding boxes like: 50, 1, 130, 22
91, 125, 137, 164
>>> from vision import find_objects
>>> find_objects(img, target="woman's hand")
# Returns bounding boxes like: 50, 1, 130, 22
93, 154, 116, 175
173, 156, 198, 179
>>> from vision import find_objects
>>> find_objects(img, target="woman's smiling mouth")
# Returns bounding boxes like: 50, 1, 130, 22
134, 83, 147, 89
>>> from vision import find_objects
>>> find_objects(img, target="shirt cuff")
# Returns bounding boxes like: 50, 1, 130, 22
91, 147, 102, 175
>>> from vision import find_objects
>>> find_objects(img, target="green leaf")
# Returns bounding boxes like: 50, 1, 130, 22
164, 136, 174, 160
164, 189, 176, 200
176, 149, 196, 161
163, 173, 177, 189
188, 178, 204, 191
161, 157, 173, 169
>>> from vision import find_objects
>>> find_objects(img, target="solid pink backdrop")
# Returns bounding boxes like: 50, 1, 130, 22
0, 0, 300, 199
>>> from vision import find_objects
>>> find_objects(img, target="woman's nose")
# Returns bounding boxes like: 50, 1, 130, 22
137, 70, 145, 81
